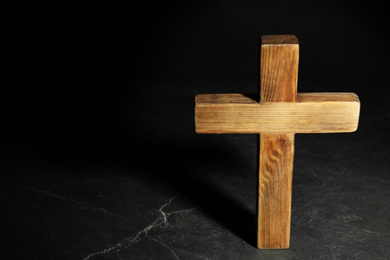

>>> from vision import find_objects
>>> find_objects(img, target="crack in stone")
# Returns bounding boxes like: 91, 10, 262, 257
174, 248, 211, 260
36, 188, 84, 205
148, 235, 179, 260
36, 189, 116, 217
9, 182, 121, 217
83, 195, 194, 260
83, 219, 161, 260
309, 168, 326, 186
159, 195, 175, 228
148, 234, 210, 260
334, 221, 385, 237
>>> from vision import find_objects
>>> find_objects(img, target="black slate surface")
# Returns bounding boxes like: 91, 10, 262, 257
3, 75, 390, 259
3, 1, 390, 259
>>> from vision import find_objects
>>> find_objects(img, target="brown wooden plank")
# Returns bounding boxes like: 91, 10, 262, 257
258, 133, 294, 248
258, 35, 298, 249
194, 93, 360, 134
260, 35, 299, 103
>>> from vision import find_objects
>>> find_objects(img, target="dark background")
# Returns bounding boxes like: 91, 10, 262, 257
3, 1, 390, 259
5, 0, 389, 142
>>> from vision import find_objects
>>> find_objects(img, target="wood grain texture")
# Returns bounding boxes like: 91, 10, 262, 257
194, 93, 360, 134
260, 35, 299, 103
258, 133, 294, 249
258, 35, 298, 249
261, 35, 299, 45
193, 35, 361, 249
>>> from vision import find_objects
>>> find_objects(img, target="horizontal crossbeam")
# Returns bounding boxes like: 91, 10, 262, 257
195, 92, 360, 134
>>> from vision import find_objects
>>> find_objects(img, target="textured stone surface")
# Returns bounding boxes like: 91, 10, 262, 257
2, 77, 389, 259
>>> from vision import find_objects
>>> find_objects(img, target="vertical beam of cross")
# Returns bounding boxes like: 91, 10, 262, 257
257, 35, 299, 249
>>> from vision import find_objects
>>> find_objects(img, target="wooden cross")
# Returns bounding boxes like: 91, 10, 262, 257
194, 35, 360, 249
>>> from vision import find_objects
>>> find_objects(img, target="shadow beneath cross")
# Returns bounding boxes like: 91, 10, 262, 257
143, 143, 258, 247
6, 70, 260, 248
6, 125, 258, 247
118, 86, 260, 246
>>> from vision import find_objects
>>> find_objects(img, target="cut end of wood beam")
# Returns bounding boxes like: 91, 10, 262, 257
261, 35, 299, 45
